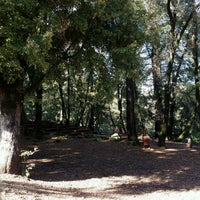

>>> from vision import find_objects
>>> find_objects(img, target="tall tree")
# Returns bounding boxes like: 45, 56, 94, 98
151, 46, 164, 139
142, 0, 200, 146
141, 0, 166, 143
178, 0, 200, 140
0, 0, 54, 173
192, 1, 200, 116
161, 0, 200, 145
126, 78, 138, 142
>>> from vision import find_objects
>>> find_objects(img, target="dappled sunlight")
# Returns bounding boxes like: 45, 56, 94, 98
11, 138, 200, 199
73, 151, 81, 155
2, 173, 200, 200
26, 158, 55, 163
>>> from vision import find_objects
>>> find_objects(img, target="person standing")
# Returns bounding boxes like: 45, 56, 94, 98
142, 129, 151, 148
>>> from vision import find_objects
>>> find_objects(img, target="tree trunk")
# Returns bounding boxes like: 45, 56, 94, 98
21, 106, 27, 135
35, 86, 43, 123
88, 106, 95, 131
58, 83, 67, 124
34, 86, 43, 137
157, 122, 167, 147
164, 0, 198, 144
192, 3, 200, 117
178, 3, 200, 140
109, 106, 116, 128
77, 73, 90, 126
117, 84, 126, 134
151, 47, 164, 140
168, 101, 175, 140
66, 67, 70, 125
169, 44, 187, 140
178, 111, 196, 140
126, 78, 138, 143
159, 0, 177, 146
0, 79, 23, 174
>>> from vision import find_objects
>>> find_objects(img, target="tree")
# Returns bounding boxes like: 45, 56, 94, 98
0, 0, 147, 173
126, 78, 138, 142
142, 0, 200, 146
178, 0, 200, 140
140, 0, 166, 144
0, 0, 53, 173
161, 0, 200, 145
138, 0, 200, 146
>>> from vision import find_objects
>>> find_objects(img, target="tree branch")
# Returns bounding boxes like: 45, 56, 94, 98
167, 0, 176, 32
25, 74, 45, 95
176, 2, 200, 48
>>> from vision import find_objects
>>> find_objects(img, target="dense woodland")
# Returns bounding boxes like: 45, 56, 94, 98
0, 0, 199, 174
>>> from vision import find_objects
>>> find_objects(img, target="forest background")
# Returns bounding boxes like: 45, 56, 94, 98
0, 0, 199, 174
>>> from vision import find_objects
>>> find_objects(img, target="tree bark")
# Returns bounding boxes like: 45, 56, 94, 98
151, 47, 164, 140
178, 111, 196, 140
178, 2, 200, 140
21, 106, 27, 135
35, 86, 43, 124
109, 106, 116, 128
66, 67, 70, 125
34, 86, 43, 137
0, 79, 23, 174
126, 78, 138, 143
192, 3, 200, 117
151, 47, 166, 146
163, 0, 178, 144
117, 84, 126, 134
88, 106, 95, 131
77, 72, 90, 126
58, 83, 67, 124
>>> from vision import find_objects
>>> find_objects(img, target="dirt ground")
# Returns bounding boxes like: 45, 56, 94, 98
1, 137, 200, 200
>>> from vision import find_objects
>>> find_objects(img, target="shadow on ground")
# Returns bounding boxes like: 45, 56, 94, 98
16, 137, 200, 197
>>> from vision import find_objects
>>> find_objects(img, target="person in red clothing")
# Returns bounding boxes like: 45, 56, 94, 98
142, 129, 151, 148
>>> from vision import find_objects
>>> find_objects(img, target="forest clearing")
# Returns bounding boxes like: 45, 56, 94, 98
0, 1, 200, 200
1, 137, 200, 200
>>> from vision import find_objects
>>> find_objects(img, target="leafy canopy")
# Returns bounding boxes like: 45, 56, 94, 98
0, 0, 53, 84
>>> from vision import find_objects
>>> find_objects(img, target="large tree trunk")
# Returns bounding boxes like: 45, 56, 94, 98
151, 47, 164, 140
151, 48, 166, 146
126, 78, 138, 143
158, 0, 177, 147
0, 79, 23, 174
21, 106, 27, 135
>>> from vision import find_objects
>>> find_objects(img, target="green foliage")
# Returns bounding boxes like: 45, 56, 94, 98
22, 0, 148, 131
0, 0, 53, 84
1, 0, 199, 142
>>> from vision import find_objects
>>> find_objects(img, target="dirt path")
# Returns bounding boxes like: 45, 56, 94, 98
1, 138, 200, 200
